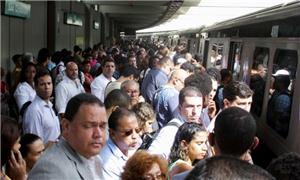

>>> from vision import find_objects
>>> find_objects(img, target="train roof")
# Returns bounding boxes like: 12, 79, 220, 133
202, 1, 300, 32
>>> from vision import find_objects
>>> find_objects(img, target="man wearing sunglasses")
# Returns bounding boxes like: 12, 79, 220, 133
148, 86, 203, 159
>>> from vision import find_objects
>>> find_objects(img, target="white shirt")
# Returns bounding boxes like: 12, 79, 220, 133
55, 76, 85, 114
148, 114, 186, 159
207, 110, 222, 133
91, 74, 115, 102
77, 154, 104, 180
14, 82, 36, 110
23, 96, 60, 144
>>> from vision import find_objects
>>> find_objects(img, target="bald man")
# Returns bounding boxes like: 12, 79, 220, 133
55, 61, 85, 117
152, 69, 189, 128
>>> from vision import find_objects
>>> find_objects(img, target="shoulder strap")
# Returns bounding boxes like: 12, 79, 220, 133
20, 101, 32, 117
167, 121, 181, 128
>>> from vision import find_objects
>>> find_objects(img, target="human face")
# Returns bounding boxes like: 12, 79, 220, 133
24, 139, 44, 171
143, 119, 154, 134
226, 96, 252, 112
25, 65, 36, 83
36, 75, 53, 100
187, 132, 208, 162
102, 62, 115, 78
180, 96, 203, 123
209, 79, 218, 100
83, 63, 91, 73
142, 163, 164, 180
66, 62, 78, 80
63, 104, 107, 158
128, 57, 137, 67
124, 83, 140, 99
110, 115, 140, 155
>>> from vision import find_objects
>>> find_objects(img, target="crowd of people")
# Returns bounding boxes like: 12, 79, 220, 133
1, 40, 299, 180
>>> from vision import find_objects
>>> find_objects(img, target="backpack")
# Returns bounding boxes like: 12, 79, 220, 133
20, 101, 32, 118
138, 121, 181, 150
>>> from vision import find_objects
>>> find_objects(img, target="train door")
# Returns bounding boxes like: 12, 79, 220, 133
267, 48, 298, 139
228, 41, 243, 81
249, 46, 270, 118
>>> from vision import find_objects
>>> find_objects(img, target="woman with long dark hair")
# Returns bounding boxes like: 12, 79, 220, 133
168, 122, 208, 179
1, 116, 26, 180
13, 62, 36, 111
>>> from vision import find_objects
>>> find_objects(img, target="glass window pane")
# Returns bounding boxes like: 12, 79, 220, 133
267, 49, 298, 138
250, 47, 269, 117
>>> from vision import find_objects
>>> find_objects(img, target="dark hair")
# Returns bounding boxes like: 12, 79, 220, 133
186, 155, 274, 180
34, 68, 51, 85
266, 152, 300, 179
101, 57, 115, 68
37, 48, 51, 64
207, 68, 221, 82
52, 51, 63, 65
104, 89, 130, 109
12, 54, 23, 64
65, 93, 104, 121
122, 150, 168, 180
220, 69, 232, 82
223, 81, 253, 102
108, 107, 136, 130
179, 86, 202, 106
169, 122, 206, 164
184, 72, 212, 97
20, 133, 41, 158
214, 107, 256, 157
180, 62, 195, 74
19, 62, 36, 83
120, 65, 140, 79
1, 116, 21, 167
73, 45, 82, 53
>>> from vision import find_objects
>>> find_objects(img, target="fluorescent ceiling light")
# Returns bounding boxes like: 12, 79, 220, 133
137, 0, 294, 33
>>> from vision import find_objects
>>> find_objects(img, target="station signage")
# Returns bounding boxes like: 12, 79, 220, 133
3, 1, 31, 19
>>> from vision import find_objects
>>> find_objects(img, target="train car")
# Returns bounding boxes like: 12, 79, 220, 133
200, 1, 300, 155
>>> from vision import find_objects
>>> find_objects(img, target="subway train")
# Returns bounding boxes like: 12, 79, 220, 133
138, 1, 300, 156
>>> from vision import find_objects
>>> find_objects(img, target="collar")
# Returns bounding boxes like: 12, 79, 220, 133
107, 137, 128, 161
64, 75, 80, 83
35, 95, 53, 107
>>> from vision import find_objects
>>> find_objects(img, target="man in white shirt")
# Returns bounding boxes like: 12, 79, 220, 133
55, 62, 85, 117
148, 86, 203, 159
91, 58, 116, 102
23, 69, 60, 146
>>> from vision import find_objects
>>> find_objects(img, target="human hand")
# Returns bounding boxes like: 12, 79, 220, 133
8, 150, 26, 180
208, 100, 216, 120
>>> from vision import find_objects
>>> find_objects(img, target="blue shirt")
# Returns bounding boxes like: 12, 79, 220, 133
100, 138, 128, 180
141, 68, 169, 104
152, 85, 179, 128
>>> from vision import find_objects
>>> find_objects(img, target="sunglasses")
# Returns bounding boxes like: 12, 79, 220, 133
118, 128, 141, 136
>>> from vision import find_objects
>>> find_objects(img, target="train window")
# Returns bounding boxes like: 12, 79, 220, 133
250, 47, 269, 117
228, 42, 242, 81
210, 43, 224, 70
267, 49, 298, 138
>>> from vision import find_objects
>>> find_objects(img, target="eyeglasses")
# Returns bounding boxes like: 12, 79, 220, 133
118, 128, 141, 136
141, 173, 165, 180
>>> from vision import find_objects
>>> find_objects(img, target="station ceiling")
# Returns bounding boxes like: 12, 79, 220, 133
83, 0, 201, 32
